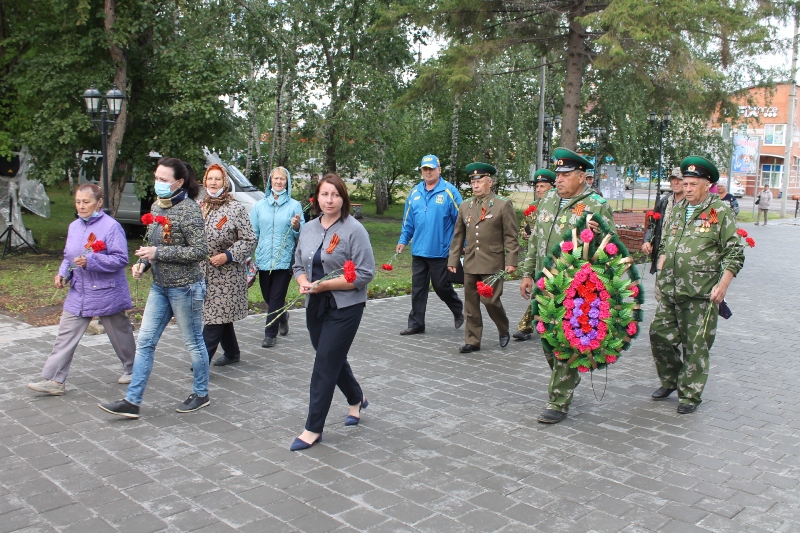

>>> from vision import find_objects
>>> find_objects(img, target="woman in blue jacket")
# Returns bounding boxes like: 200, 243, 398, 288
250, 167, 304, 347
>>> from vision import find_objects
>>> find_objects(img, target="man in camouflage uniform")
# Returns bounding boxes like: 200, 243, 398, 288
649, 156, 744, 414
448, 162, 519, 354
513, 168, 556, 341
519, 148, 615, 424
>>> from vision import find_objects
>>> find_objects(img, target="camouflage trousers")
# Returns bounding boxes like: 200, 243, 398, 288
517, 304, 534, 334
543, 347, 582, 413
649, 297, 718, 407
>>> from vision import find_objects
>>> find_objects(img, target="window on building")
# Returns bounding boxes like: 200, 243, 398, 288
793, 157, 800, 188
761, 164, 783, 188
764, 124, 786, 146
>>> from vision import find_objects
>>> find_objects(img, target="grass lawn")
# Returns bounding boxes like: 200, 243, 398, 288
0, 179, 783, 325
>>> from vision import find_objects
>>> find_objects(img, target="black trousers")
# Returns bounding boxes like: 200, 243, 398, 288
202, 322, 239, 361
258, 269, 293, 338
408, 256, 463, 329
305, 295, 365, 433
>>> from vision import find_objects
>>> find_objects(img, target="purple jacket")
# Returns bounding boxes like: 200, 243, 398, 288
58, 211, 132, 317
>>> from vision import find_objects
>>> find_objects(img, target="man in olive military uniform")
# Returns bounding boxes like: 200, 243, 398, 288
649, 156, 744, 414
519, 148, 616, 424
448, 163, 519, 354
513, 168, 556, 341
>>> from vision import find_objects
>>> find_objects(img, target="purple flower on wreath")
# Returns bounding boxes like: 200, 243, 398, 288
580, 336, 591, 345
588, 308, 600, 319
587, 331, 598, 340
590, 299, 600, 308
573, 308, 583, 317
589, 318, 599, 327
574, 298, 584, 306
570, 317, 580, 328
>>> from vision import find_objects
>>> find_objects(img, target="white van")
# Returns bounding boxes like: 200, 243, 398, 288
79, 150, 264, 232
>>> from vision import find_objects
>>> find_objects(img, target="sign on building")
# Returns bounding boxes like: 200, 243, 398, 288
730, 134, 760, 175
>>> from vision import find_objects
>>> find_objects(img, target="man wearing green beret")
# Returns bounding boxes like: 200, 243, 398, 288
649, 156, 744, 414
513, 168, 556, 342
448, 162, 519, 353
519, 148, 616, 424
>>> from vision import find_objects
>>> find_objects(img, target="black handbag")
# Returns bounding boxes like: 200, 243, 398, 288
448, 260, 465, 285
755, 196, 760, 205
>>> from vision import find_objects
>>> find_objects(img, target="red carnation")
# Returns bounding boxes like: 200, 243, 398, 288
476, 281, 494, 298
652, 213, 661, 220
381, 264, 393, 271
155, 215, 167, 225
90, 240, 106, 253
736, 228, 748, 237
309, 197, 314, 202
343, 260, 357, 283
141, 213, 154, 225
524, 205, 537, 216
645, 211, 654, 218
745, 237, 755, 248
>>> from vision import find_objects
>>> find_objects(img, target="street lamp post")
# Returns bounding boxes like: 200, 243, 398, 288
542, 113, 561, 166
648, 109, 671, 203
82, 85, 124, 211
589, 126, 607, 186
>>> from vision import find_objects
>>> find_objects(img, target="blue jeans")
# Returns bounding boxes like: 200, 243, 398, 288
126, 281, 209, 406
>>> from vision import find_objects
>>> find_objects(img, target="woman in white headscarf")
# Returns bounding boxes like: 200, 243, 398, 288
250, 167, 304, 347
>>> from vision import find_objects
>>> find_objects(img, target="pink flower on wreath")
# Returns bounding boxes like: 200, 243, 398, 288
630, 285, 640, 297
566, 288, 576, 298
599, 301, 611, 312
580, 229, 594, 243
626, 322, 638, 335
605, 355, 617, 364
561, 241, 574, 252
605, 243, 618, 255
575, 270, 588, 283
564, 299, 575, 310
589, 339, 601, 350
536, 277, 546, 290
600, 290, 610, 300
536, 322, 546, 334
554, 351, 561, 356
578, 366, 589, 373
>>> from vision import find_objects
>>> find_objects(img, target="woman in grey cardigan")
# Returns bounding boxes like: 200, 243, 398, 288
290, 173, 375, 451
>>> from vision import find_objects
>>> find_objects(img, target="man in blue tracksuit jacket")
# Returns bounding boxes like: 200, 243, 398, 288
396, 154, 465, 335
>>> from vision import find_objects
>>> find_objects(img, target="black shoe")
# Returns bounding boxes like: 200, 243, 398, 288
176, 393, 210, 413
279, 314, 289, 336
213, 354, 240, 366
262, 336, 276, 348
499, 333, 510, 347
677, 403, 696, 414
459, 344, 480, 353
512, 331, 532, 341
651, 387, 676, 400
400, 327, 424, 336
537, 409, 567, 424
454, 315, 465, 329
98, 399, 140, 419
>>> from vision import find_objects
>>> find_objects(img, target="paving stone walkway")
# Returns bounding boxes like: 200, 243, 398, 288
1, 221, 798, 532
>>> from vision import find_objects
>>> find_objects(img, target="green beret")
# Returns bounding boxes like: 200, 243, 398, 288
533, 169, 556, 184
466, 162, 497, 179
553, 147, 593, 172
680, 156, 719, 183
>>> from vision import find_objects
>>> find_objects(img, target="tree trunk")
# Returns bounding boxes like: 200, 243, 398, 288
560, 5, 587, 151
278, 69, 294, 168
104, 0, 128, 215
449, 92, 462, 185
269, 64, 284, 173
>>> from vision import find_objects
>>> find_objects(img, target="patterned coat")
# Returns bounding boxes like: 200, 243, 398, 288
448, 192, 519, 274
521, 185, 615, 279
202, 201, 257, 324
656, 195, 744, 302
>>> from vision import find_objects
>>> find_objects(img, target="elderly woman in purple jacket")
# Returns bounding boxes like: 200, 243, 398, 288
27, 184, 135, 396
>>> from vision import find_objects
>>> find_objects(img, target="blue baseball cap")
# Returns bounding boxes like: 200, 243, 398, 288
420, 154, 440, 169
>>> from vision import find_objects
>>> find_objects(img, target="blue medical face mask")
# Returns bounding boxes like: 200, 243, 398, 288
207, 187, 225, 198
154, 181, 174, 198
80, 209, 102, 222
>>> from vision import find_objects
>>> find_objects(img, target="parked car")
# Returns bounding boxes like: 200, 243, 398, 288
658, 180, 672, 193
79, 149, 264, 232
730, 179, 745, 197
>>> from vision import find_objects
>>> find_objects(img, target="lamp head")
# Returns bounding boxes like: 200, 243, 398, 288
83, 85, 102, 114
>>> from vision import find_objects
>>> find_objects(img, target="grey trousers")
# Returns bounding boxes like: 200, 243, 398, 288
41, 311, 136, 383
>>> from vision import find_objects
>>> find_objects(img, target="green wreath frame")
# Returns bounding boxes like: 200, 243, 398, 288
529, 212, 645, 372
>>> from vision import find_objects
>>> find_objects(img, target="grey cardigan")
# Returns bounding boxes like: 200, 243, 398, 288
293, 215, 375, 308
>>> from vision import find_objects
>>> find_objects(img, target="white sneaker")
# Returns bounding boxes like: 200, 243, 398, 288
27, 379, 66, 396
118, 374, 132, 384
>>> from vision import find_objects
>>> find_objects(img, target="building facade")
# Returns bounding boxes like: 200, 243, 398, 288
721, 83, 800, 198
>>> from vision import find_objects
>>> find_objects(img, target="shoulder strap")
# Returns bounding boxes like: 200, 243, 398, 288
444, 187, 459, 210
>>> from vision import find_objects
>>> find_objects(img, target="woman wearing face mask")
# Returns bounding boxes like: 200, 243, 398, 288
250, 167, 304, 348
27, 184, 135, 396
99, 158, 209, 419
199, 164, 257, 366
